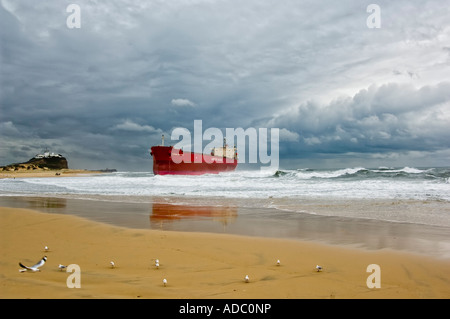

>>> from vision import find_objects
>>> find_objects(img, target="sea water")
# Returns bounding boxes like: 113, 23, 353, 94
1, 166, 450, 256
1, 166, 449, 200
1, 167, 449, 227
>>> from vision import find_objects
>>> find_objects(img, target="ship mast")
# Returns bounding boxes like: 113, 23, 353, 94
161, 134, 165, 146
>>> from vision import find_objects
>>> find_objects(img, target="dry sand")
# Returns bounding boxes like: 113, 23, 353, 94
0, 169, 106, 179
1, 206, 449, 299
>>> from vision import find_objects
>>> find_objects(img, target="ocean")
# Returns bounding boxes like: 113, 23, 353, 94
1, 166, 450, 256
1, 167, 449, 199
1, 166, 449, 223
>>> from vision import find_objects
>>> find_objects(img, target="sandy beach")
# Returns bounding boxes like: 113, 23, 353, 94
1, 205, 449, 299
0, 169, 106, 179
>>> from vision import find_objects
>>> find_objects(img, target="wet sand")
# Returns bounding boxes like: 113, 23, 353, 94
1, 201, 450, 298
1, 196, 449, 258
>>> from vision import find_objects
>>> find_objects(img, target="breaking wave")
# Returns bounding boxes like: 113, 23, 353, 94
272, 167, 449, 181
1, 167, 449, 202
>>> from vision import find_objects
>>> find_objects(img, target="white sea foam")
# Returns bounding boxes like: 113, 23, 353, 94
1, 167, 449, 202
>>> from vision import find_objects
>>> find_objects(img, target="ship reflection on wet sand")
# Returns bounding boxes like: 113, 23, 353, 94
150, 202, 238, 231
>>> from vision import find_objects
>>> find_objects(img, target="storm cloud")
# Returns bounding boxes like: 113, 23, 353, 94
1, 0, 449, 170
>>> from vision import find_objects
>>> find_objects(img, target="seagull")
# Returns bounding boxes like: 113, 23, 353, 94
163, 278, 167, 287
276, 259, 281, 266
58, 264, 67, 271
44, 246, 49, 252
19, 256, 47, 272
110, 261, 115, 269
244, 275, 249, 283
155, 262, 160, 269
316, 265, 323, 272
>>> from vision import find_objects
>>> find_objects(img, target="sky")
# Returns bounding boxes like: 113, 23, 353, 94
1, 0, 449, 171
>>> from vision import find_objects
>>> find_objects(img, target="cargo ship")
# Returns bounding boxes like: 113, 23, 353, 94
150, 135, 238, 175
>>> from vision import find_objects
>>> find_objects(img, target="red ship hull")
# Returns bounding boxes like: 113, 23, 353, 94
150, 146, 238, 175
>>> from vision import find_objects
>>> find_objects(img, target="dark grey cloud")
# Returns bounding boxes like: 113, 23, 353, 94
267, 82, 450, 158
1, 0, 449, 170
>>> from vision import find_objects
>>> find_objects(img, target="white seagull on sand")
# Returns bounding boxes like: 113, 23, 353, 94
244, 275, 250, 283
163, 278, 167, 287
110, 261, 115, 268
19, 256, 47, 272
316, 265, 323, 272
276, 259, 281, 266
58, 264, 67, 271
44, 246, 49, 252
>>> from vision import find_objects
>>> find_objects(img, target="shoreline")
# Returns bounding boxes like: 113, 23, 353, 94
0, 195, 449, 259
0, 169, 109, 179
1, 205, 449, 299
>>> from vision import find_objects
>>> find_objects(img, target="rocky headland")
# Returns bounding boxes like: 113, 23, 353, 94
1, 155, 68, 172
